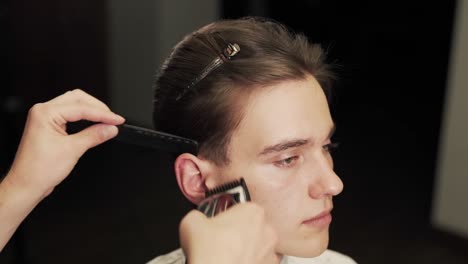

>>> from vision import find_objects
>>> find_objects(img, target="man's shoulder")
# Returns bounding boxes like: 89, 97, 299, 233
318, 249, 357, 264
285, 249, 357, 264
146, 248, 357, 264
146, 248, 185, 264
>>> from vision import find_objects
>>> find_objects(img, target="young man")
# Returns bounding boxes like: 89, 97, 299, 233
148, 17, 356, 263
0, 17, 357, 263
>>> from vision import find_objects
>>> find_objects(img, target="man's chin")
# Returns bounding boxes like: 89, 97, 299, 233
278, 233, 329, 258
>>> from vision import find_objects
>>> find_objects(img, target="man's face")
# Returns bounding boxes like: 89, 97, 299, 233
211, 75, 343, 257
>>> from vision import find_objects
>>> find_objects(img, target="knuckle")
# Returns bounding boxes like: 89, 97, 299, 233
66, 89, 86, 103
29, 103, 42, 114
71, 89, 84, 102
94, 125, 110, 142
72, 88, 84, 95
29, 103, 46, 117
179, 210, 201, 233
64, 90, 74, 97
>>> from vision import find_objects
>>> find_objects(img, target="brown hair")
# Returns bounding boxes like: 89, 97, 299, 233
153, 17, 334, 165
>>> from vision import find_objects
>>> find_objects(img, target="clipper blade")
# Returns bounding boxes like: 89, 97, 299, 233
197, 178, 251, 217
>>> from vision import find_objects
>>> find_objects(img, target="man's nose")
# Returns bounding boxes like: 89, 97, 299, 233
307, 157, 344, 199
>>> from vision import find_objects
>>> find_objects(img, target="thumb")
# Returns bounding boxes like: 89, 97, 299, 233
180, 210, 207, 238
179, 210, 208, 251
70, 123, 119, 155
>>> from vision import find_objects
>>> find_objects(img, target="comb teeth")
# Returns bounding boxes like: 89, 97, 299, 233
205, 178, 244, 197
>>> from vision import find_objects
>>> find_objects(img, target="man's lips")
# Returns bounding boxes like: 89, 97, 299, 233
302, 209, 333, 226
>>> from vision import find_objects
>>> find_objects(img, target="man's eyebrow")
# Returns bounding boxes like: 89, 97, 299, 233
257, 124, 336, 157
258, 139, 310, 156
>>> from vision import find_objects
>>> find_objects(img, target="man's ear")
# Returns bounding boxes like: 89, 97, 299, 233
174, 153, 213, 205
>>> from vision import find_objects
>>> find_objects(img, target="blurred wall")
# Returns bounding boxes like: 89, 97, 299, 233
108, 0, 219, 127
432, 0, 468, 238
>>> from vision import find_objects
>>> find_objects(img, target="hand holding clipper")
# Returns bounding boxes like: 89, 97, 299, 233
179, 178, 279, 263
197, 178, 251, 217
180, 203, 280, 264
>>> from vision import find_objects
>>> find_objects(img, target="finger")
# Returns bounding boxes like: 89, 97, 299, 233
70, 123, 119, 155
69, 89, 112, 111
234, 202, 265, 220
49, 89, 111, 111
179, 210, 208, 252
55, 103, 125, 125
180, 210, 208, 235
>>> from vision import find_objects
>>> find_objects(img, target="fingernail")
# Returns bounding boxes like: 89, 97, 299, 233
102, 125, 118, 139
115, 114, 125, 122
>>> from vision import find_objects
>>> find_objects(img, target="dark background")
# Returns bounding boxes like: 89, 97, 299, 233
1, 0, 467, 263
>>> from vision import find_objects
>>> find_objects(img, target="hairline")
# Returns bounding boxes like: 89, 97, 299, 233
204, 73, 324, 166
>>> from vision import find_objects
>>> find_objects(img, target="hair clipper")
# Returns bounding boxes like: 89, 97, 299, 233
197, 178, 251, 217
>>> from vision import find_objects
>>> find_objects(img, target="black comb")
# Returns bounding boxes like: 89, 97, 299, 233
67, 121, 198, 154
116, 124, 198, 154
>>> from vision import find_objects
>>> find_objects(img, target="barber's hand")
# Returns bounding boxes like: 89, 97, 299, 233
179, 203, 280, 264
6, 89, 125, 198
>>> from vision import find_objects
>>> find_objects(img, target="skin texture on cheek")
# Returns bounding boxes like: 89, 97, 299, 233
221, 154, 331, 258
248, 164, 331, 256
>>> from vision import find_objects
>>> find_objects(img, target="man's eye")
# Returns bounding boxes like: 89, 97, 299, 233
274, 156, 299, 168
323, 142, 340, 153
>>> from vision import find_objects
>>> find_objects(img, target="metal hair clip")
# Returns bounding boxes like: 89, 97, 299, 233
176, 43, 240, 101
